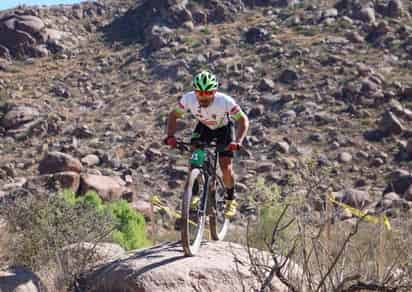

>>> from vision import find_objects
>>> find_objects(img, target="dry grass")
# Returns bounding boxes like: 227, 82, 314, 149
0, 219, 10, 269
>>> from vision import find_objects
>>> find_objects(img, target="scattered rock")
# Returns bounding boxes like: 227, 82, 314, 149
81, 154, 100, 167
387, 0, 405, 18
256, 162, 274, 172
248, 105, 265, 118
358, 7, 376, 23
332, 188, 372, 209
258, 78, 276, 91
278, 68, 299, 84
345, 31, 364, 43
274, 141, 290, 154
52, 83, 71, 98
378, 110, 404, 136
245, 27, 270, 44
338, 152, 352, 163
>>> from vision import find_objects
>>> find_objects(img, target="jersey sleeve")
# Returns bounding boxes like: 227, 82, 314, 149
175, 94, 190, 117
226, 96, 245, 121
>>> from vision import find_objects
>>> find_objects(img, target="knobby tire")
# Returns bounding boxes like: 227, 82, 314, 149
181, 168, 206, 256
209, 176, 229, 240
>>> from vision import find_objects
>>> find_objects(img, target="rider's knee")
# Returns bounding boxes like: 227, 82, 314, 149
220, 163, 233, 174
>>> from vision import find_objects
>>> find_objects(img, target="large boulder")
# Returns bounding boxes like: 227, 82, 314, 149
0, 13, 73, 58
27, 172, 81, 193
78, 174, 130, 201
0, 14, 44, 57
59, 242, 125, 270
79, 241, 297, 292
1, 104, 40, 130
38, 151, 83, 175
386, 0, 405, 18
384, 169, 412, 197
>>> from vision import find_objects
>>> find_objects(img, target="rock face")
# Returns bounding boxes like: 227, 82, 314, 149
105, 0, 245, 50
0, 13, 72, 58
79, 241, 291, 292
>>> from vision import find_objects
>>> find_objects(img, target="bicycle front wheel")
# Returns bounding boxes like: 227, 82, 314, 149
181, 168, 207, 256
209, 176, 229, 241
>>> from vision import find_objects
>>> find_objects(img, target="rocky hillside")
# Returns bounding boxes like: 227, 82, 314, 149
1, 0, 412, 227
1, 0, 412, 289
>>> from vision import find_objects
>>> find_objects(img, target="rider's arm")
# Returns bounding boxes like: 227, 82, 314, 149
166, 109, 180, 137
167, 99, 187, 137
234, 113, 249, 144
227, 98, 249, 145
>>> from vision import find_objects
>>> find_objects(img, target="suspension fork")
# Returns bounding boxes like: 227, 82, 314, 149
206, 151, 219, 215
198, 173, 209, 215
200, 150, 219, 216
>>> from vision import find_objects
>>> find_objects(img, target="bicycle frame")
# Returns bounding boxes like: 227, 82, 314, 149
197, 146, 220, 218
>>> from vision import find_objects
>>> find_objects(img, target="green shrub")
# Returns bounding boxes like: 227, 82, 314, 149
61, 188, 77, 205
76, 191, 105, 212
63, 190, 150, 250
106, 199, 150, 250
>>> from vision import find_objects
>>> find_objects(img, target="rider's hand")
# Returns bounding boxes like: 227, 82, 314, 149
227, 142, 241, 151
164, 136, 177, 148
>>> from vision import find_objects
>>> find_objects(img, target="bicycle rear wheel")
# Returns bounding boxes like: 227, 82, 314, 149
181, 168, 207, 256
209, 176, 229, 241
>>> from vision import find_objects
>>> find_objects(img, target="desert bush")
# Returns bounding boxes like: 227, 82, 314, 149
244, 160, 412, 292
0, 188, 115, 290
0, 188, 150, 290
246, 177, 299, 252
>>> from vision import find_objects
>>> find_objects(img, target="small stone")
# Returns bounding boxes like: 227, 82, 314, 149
81, 154, 100, 167
274, 141, 289, 154
338, 152, 352, 163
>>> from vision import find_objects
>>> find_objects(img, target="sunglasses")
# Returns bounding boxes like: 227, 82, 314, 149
195, 90, 215, 97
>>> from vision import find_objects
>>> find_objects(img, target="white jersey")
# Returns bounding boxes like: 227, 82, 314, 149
177, 91, 243, 130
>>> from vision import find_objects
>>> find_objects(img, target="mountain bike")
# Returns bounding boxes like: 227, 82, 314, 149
176, 140, 230, 256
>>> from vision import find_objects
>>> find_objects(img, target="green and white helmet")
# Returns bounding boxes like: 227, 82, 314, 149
193, 71, 218, 91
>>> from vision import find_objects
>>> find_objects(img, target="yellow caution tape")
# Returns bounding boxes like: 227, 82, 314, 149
150, 195, 197, 226
328, 195, 391, 231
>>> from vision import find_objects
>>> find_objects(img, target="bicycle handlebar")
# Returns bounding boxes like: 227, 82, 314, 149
175, 139, 226, 153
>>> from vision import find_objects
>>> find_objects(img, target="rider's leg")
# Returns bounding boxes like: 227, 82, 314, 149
219, 154, 237, 217
219, 156, 235, 200
215, 122, 236, 199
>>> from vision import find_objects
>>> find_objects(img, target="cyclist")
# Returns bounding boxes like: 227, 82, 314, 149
164, 70, 249, 217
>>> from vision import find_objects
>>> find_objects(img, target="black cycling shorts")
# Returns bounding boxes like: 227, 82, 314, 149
191, 122, 234, 158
